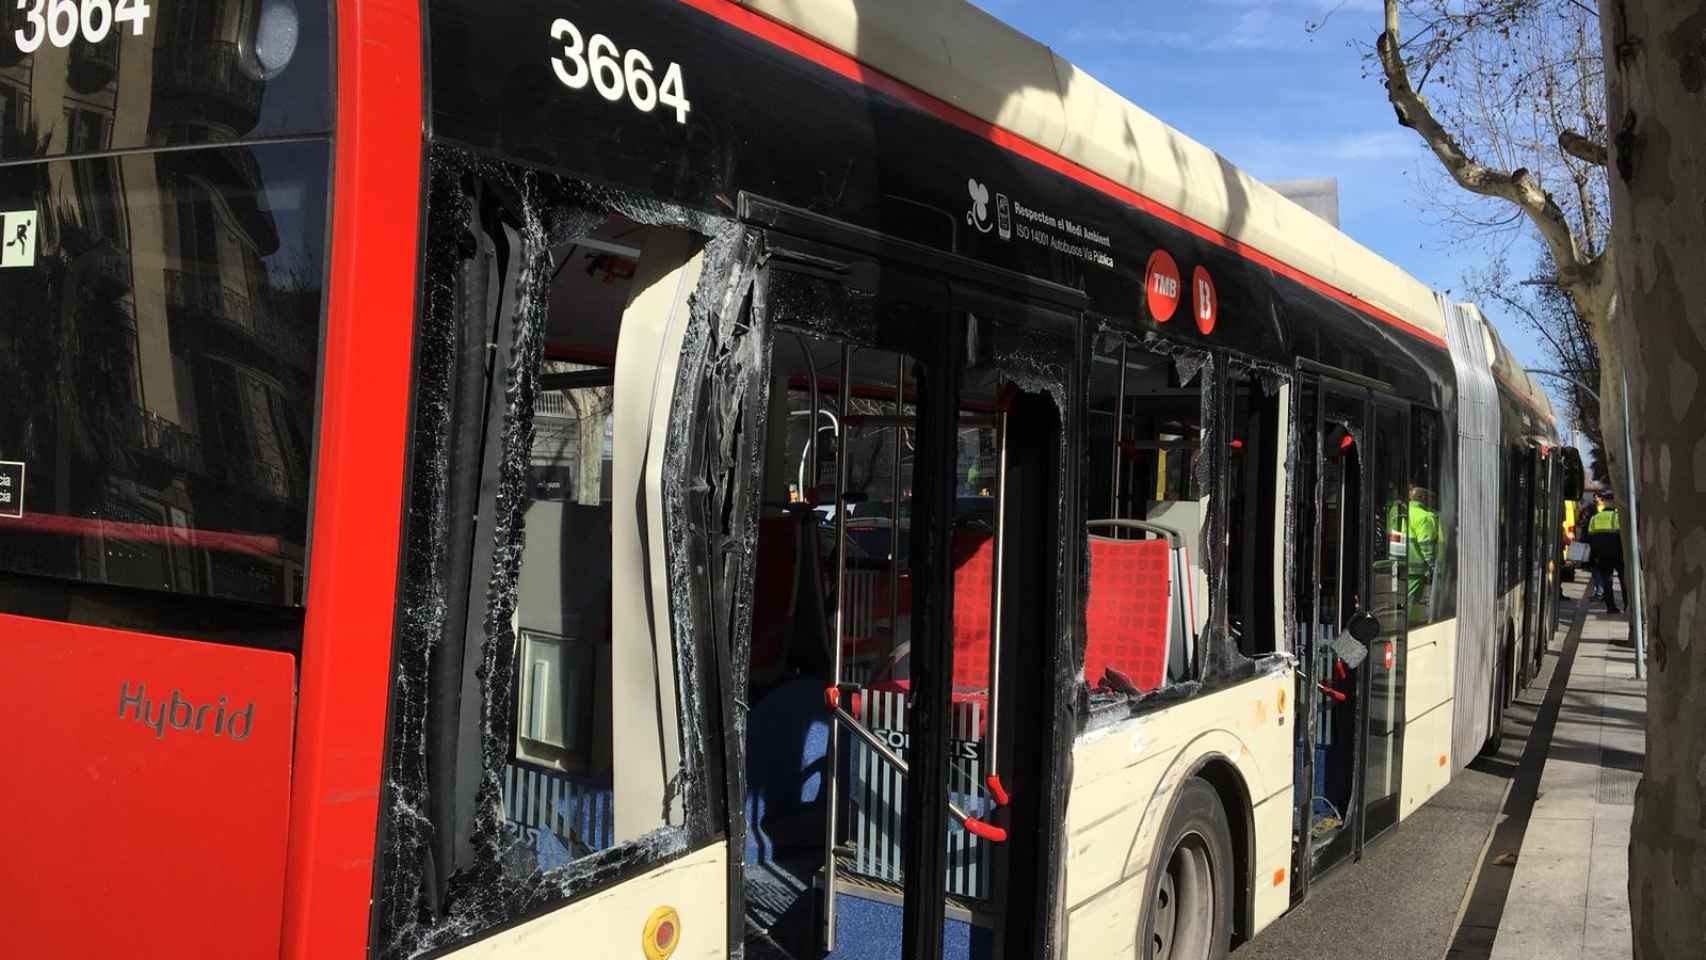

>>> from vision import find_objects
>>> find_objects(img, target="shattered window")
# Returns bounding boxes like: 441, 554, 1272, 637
1082, 342, 1211, 697
504, 221, 698, 862
382, 153, 726, 955
1405, 408, 1456, 625
1227, 369, 1287, 656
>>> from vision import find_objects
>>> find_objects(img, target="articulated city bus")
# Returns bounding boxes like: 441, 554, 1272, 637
0, 1, 1581, 958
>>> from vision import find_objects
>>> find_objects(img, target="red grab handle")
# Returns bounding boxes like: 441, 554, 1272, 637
1317, 683, 1347, 703
963, 817, 1008, 843
985, 774, 1010, 807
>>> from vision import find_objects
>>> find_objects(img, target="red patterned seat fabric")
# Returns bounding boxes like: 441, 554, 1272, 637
1084, 536, 1171, 692
951, 528, 995, 689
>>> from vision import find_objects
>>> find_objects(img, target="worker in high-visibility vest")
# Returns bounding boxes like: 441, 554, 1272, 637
1404, 486, 1442, 619
1586, 491, 1628, 614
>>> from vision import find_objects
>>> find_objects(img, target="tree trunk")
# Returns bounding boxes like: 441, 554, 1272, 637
1590, 297, 1628, 499
1601, 5, 1706, 957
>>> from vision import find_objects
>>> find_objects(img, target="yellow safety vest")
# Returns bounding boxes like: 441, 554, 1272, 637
1588, 508, 1621, 533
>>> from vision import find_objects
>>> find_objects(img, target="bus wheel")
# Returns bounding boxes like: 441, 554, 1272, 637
1144, 777, 1233, 960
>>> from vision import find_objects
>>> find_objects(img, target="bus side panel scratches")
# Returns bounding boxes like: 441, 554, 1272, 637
1060, 673, 1292, 950
1063, 872, 1145, 960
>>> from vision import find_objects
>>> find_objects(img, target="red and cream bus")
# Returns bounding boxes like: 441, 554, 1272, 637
0, 1, 1578, 958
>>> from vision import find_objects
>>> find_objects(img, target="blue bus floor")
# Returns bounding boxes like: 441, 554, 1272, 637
744, 877, 989, 960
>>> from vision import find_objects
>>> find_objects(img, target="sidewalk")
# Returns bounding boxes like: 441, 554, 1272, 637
1485, 582, 1646, 960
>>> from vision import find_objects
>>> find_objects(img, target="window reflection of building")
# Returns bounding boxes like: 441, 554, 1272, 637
0, 2, 324, 608
4, 149, 315, 603
155, 0, 266, 139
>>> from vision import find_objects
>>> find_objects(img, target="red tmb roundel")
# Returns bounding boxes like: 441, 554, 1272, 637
1193, 265, 1218, 334
1145, 250, 1181, 323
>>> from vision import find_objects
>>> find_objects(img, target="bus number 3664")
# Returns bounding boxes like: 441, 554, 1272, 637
12, 0, 151, 54
549, 17, 692, 125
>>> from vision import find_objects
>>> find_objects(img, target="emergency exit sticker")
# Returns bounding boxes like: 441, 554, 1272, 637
1, 210, 37, 268
0, 461, 23, 518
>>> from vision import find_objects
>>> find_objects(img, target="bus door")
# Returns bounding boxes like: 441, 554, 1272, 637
739, 246, 956, 960
737, 229, 1070, 960
1515, 445, 1540, 686
1363, 400, 1411, 842
939, 282, 1075, 960
1294, 374, 1408, 878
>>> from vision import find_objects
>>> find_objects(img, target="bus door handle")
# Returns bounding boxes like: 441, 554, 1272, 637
823, 686, 1008, 843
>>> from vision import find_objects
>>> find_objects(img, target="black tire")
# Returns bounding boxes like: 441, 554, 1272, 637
1142, 777, 1233, 960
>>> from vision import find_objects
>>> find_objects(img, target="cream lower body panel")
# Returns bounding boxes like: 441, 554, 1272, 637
1401, 618, 1459, 819
1400, 703, 1455, 820
1062, 670, 1296, 958
1249, 786, 1292, 933
443, 841, 728, 959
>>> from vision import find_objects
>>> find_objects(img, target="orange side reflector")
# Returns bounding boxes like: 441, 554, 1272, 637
1439, 754, 1448, 767
1277, 689, 1287, 714
1273, 868, 1286, 886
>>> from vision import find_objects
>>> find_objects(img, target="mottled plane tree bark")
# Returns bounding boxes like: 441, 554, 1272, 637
1600, 4, 1706, 956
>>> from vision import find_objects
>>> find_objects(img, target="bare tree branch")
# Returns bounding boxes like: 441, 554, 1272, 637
1559, 128, 1609, 166
1378, 0, 1615, 323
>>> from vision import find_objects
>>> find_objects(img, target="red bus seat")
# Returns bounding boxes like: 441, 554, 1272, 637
1084, 536, 1172, 692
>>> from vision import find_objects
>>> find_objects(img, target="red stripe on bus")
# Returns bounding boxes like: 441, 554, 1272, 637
280, 0, 424, 956
673, 0, 1450, 350
0, 513, 283, 557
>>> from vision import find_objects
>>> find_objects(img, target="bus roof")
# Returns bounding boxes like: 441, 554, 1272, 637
740, 0, 1448, 343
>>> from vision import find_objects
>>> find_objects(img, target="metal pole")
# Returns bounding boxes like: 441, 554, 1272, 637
985, 402, 1008, 790
1112, 345, 1128, 521
892, 358, 903, 656
1621, 370, 1647, 679
821, 345, 852, 952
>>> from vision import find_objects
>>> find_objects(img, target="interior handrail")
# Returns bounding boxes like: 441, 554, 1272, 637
822, 686, 1008, 843
1086, 517, 1185, 548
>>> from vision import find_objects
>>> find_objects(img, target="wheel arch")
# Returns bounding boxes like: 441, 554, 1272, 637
1192, 755, 1255, 947
1142, 749, 1256, 950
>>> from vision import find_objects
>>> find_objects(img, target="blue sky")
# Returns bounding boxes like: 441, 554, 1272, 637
969, 0, 1562, 414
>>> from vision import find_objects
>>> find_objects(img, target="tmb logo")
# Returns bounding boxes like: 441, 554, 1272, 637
117, 682, 255, 741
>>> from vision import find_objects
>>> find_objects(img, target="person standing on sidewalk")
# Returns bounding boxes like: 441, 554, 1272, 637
1586, 491, 1628, 614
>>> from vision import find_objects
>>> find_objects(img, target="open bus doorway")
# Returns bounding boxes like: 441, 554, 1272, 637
1309, 410, 1364, 868
739, 333, 925, 959
1301, 386, 1371, 874
1294, 378, 1409, 882
736, 257, 1070, 960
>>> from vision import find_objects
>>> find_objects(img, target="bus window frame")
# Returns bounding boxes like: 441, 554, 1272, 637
1081, 341, 1303, 728
375, 155, 738, 956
